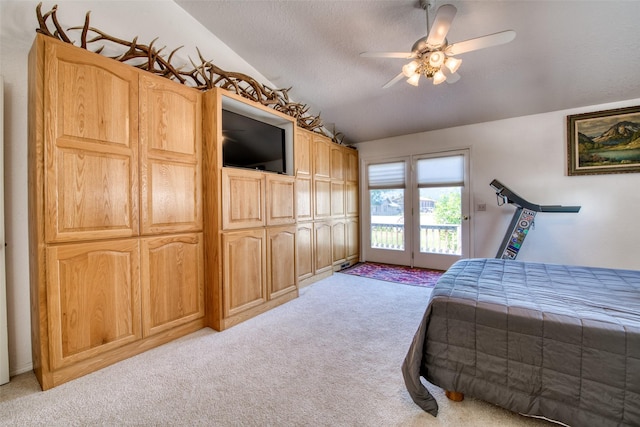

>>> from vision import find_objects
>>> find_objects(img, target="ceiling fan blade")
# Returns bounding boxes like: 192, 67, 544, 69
425, 4, 457, 48
360, 52, 414, 59
445, 30, 516, 56
382, 72, 405, 89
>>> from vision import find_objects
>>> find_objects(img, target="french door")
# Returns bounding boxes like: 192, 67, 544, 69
364, 150, 470, 270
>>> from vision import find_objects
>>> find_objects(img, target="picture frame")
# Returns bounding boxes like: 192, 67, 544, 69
567, 105, 640, 176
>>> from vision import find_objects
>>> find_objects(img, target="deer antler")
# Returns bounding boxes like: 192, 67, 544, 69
34, 2, 342, 143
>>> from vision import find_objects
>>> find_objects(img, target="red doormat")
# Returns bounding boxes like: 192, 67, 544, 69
340, 262, 444, 288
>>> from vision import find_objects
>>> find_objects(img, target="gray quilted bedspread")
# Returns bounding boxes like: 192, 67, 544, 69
402, 258, 640, 426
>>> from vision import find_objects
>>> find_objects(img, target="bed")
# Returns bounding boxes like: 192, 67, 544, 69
402, 258, 640, 426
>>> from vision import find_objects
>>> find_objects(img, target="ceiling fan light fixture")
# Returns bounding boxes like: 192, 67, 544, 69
428, 51, 445, 67
407, 74, 421, 86
432, 70, 447, 85
444, 56, 462, 73
402, 60, 419, 77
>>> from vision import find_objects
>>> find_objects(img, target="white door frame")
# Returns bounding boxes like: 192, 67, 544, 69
361, 149, 472, 270
361, 156, 413, 266
412, 149, 471, 270
0, 76, 9, 385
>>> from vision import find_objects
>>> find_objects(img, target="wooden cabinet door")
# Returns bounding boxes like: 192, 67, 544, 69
266, 174, 295, 226
331, 181, 345, 217
332, 220, 346, 266
295, 177, 313, 222
267, 226, 297, 299
141, 234, 204, 337
140, 74, 202, 235
313, 135, 331, 179
346, 181, 359, 217
347, 218, 359, 261
330, 145, 345, 181
46, 240, 141, 370
345, 148, 359, 182
296, 222, 314, 281
314, 221, 333, 274
295, 129, 312, 177
44, 40, 139, 243
314, 179, 331, 219
222, 168, 265, 230
222, 229, 266, 317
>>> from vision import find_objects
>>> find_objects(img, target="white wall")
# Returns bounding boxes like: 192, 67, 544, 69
0, 0, 276, 377
356, 100, 640, 271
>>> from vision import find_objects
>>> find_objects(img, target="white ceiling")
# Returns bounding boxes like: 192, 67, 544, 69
175, 0, 640, 144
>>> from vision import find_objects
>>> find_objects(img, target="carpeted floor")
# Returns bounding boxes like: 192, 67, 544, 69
341, 262, 444, 287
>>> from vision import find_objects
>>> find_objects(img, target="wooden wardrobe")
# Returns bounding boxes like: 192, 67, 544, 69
28, 34, 204, 389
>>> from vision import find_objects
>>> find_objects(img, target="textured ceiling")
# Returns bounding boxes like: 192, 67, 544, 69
175, 0, 640, 144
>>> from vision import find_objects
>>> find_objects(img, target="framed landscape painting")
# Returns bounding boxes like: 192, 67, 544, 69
567, 105, 640, 175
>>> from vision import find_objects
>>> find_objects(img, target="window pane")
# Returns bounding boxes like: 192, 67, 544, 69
419, 187, 461, 255
417, 155, 464, 187
370, 189, 404, 250
368, 162, 405, 189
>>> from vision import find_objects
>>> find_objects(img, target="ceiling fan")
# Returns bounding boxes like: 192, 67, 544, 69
360, 1, 516, 88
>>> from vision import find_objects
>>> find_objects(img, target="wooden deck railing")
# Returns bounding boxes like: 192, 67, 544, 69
370, 223, 460, 254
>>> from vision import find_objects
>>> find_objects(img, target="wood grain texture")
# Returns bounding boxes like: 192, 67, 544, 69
295, 129, 312, 177
347, 218, 360, 261
222, 229, 266, 317
330, 145, 345, 181
314, 179, 331, 220
44, 38, 139, 243
296, 223, 314, 281
221, 168, 265, 230
331, 220, 346, 265
267, 226, 297, 299
313, 135, 331, 179
314, 221, 333, 274
331, 181, 345, 217
139, 74, 202, 235
346, 181, 359, 217
295, 177, 313, 222
266, 174, 296, 226
46, 239, 141, 370
141, 234, 204, 337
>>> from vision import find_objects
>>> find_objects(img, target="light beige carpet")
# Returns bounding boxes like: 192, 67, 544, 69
0, 273, 554, 426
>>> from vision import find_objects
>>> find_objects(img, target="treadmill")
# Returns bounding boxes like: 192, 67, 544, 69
490, 179, 581, 260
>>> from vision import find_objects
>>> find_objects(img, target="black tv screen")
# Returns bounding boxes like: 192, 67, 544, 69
222, 109, 286, 174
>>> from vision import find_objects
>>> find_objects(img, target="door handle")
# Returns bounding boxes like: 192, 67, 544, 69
462, 215, 469, 221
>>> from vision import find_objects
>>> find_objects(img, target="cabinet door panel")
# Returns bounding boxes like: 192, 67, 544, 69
46, 240, 141, 369
295, 129, 312, 177
332, 220, 346, 265
222, 169, 264, 229
295, 177, 313, 222
141, 234, 204, 336
140, 74, 202, 234
314, 179, 331, 219
330, 146, 345, 181
222, 230, 266, 317
313, 136, 331, 179
314, 222, 332, 274
266, 174, 295, 226
267, 226, 297, 299
345, 148, 359, 182
45, 42, 139, 243
296, 223, 314, 281
347, 219, 360, 261
346, 181, 359, 217
331, 182, 345, 217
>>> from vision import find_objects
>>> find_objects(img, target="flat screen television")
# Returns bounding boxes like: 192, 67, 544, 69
222, 109, 286, 174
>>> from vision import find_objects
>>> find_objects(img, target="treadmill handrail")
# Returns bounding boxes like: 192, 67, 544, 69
490, 179, 581, 213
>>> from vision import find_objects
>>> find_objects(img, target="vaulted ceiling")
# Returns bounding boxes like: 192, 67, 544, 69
175, 0, 640, 144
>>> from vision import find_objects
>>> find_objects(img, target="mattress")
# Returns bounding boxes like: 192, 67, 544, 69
402, 258, 640, 426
